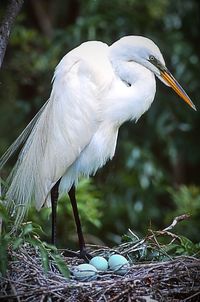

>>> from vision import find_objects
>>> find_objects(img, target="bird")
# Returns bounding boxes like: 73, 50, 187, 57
0, 35, 196, 258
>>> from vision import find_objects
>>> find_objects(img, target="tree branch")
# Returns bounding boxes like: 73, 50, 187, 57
0, 0, 24, 69
30, 0, 53, 38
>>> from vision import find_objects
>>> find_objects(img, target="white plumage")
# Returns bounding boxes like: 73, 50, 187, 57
0, 35, 195, 228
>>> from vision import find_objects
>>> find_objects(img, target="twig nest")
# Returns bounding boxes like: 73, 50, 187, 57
73, 263, 97, 280
89, 256, 108, 271
108, 254, 130, 275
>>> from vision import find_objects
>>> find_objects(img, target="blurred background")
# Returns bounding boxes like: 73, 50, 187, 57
0, 0, 200, 249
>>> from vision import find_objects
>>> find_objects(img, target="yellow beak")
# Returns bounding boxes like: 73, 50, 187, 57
160, 70, 196, 111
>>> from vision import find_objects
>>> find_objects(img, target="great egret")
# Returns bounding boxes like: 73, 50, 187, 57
0, 35, 196, 258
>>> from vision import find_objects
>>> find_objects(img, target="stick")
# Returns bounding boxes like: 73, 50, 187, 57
0, 0, 24, 68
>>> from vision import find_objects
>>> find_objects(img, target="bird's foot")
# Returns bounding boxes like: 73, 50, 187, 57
62, 248, 92, 262
62, 249, 80, 258
80, 248, 93, 262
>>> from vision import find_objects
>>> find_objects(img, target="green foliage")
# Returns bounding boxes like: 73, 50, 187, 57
168, 186, 200, 241
0, 235, 9, 276
169, 185, 200, 215
121, 227, 200, 263
27, 178, 102, 247
65, 178, 102, 228
178, 236, 200, 257
0, 209, 69, 277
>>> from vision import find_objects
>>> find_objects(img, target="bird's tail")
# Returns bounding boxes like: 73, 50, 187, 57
0, 100, 50, 229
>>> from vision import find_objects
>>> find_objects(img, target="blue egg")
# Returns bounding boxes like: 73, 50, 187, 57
108, 254, 130, 275
89, 256, 108, 271
73, 263, 97, 280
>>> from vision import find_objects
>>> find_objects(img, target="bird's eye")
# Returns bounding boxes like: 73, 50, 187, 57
149, 55, 155, 61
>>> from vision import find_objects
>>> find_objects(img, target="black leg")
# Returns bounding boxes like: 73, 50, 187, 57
51, 179, 61, 245
68, 185, 89, 259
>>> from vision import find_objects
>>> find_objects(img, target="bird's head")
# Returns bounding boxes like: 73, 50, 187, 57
110, 36, 196, 111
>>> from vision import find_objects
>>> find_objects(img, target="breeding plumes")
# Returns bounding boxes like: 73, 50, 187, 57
0, 36, 196, 258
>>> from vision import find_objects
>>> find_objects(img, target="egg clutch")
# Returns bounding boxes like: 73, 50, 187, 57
72, 254, 130, 280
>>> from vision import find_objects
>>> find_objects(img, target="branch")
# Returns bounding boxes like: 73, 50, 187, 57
162, 214, 190, 232
0, 0, 24, 69
30, 0, 53, 38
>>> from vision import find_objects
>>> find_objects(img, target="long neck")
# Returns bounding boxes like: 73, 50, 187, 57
103, 57, 157, 126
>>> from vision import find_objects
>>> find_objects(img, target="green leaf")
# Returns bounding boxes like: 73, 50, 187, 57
0, 237, 9, 276
43, 242, 58, 252
21, 223, 33, 236
0, 203, 9, 223
162, 243, 183, 256
121, 234, 133, 243
31, 223, 45, 235
179, 236, 199, 255
52, 253, 70, 278
38, 245, 49, 273
12, 238, 23, 250
27, 238, 49, 273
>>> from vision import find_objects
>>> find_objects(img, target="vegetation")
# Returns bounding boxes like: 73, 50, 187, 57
0, 0, 199, 252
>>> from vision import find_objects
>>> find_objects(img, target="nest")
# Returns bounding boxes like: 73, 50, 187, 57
0, 243, 200, 302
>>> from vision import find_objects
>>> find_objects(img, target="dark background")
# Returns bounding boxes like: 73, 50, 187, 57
0, 0, 199, 248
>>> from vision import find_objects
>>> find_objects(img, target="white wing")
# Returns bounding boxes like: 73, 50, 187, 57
1, 41, 114, 226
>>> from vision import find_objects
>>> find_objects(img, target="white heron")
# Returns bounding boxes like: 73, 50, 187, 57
0, 35, 196, 258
